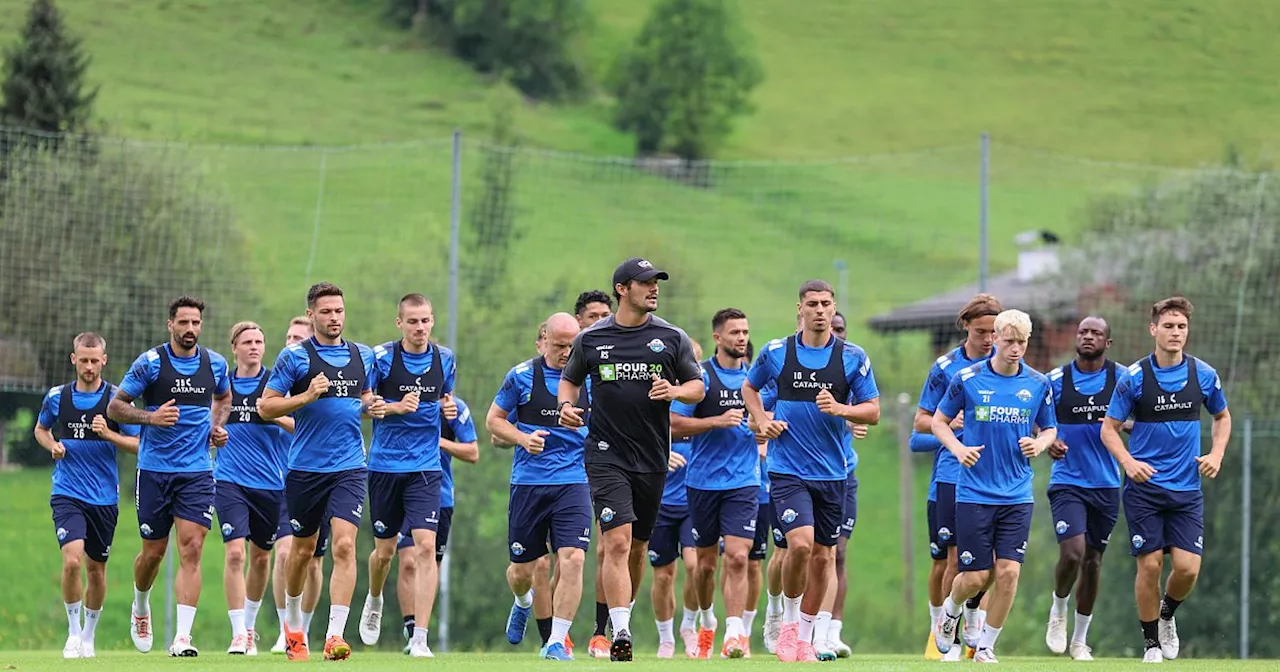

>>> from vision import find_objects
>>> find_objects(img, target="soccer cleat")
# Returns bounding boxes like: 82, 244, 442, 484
924, 629, 943, 660
168, 634, 199, 657
227, 632, 249, 654
79, 640, 96, 658
935, 613, 961, 654
272, 630, 287, 654
131, 613, 154, 653
721, 634, 746, 659
963, 611, 985, 650
284, 628, 309, 661
63, 635, 83, 659
409, 637, 434, 658
610, 630, 633, 662
1070, 642, 1094, 661
681, 627, 699, 658
1158, 617, 1179, 659
565, 633, 575, 656
974, 647, 998, 663
1046, 613, 1068, 654
775, 622, 800, 662
506, 601, 532, 645
246, 629, 259, 656
814, 642, 837, 662
696, 627, 715, 659
542, 642, 573, 660
657, 641, 675, 659
942, 646, 963, 662
828, 637, 852, 658
1142, 647, 1163, 663
796, 641, 820, 662
323, 635, 352, 661
588, 634, 611, 658
764, 610, 782, 654
359, 597, 382, 646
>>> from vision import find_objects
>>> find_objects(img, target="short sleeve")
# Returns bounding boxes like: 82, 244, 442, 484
451, 400, 479, 443
212, 352, 231, 396
674, 331, 703, 383
117, 421, 143, 437
562, 332, 589, 386
936, 373, 966, 420
37, 388, 58, 428
1036, 381, 1057, 429
1201, 363, 1228, 415
747, 344, 778, 391
493, 368, 524, 413
1105, 369, 1136, 421
443, 348, 457, 395
119, 351, 157, 400
670, 369, 708, 417
360, 345, 376, 393
266, 348, 299, 395
846, 348, 879, 404
368, 344, 390, 392
918, 365, 947, 414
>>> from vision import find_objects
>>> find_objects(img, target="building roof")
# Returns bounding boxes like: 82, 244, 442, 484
867, 270, 1072, 333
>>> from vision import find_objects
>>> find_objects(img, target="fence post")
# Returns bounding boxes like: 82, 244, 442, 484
439, 129, 462, 654
304, 149, 330, 288
897, 392, 914, 614
978, 132, 990, 292
1240, 416, 1252, 659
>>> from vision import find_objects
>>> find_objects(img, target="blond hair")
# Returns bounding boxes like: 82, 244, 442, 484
994, 309, 1032, 341
230, 321, 264, 346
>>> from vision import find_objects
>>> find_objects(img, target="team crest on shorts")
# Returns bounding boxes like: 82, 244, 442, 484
960, 550, 974, 565
601, 507, 615, 523
780, 508, 798, 525
221, 523, 234, 538
56, 527, 68, 541
1055, 520, 1069, 535
511, 542, 526, 556
1132, 534, 1145, 549
938, 526, 952, 541
374, 520, 387, 534
648, 550, 659, 563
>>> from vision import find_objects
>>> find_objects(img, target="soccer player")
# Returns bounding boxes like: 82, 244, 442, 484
1100, 296, 1230, 663
649, 437, 699, 659
109, 296, 232, 657
394, 394, 478, 653
575, 290, 613, 329
932, 309, 1057, 664
269, 317, 326, 655
259, 282, 383, 661
34, 333, 141, 659
913, 293, 1001, 660
488, 312, 593, 660
559, 258, 705, 661
671, 308, 758, 659
358, 294, 457, 658
812, 419, 867, 659
743, 280, 880, 663
1043, 316, 1127, 660
214, 322, 297, 655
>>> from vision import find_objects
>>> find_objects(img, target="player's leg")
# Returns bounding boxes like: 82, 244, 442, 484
1124, 481, 1168, 661
924, 494, 948, 660
407, 525, 439, 657
532, 554, 554, 646
81, 555, 106, 657
240, 489, 280, 656
132, 472, 175, 653
505, 485, 548, 646
396, 533, 416, 650
825, 473, 857, 657
770, 474, 817, 662
1156, 490, 1205, 661
217, 483, 252, 653
168, 471, 215, 656
587, 464, 641, 660
589, 540, 610, 658
679, 544, 701, 656
741, 502, 768, 656
1067, 488, 1119, 661
320, 468, 367, 660
970, 503, 1033, 663
52, 497, 88, 658
540, 482, 592, 659
269, 507, 292, 654
687, 487, 722, 658
611, 470, 661, 661
716, 487, 757, 658
937, 503, 994, 654
763, 502, 787, 654
647, 505, 682, 657
1046, 485, 1086, 655
797, 480, 841, 662
362, 471, 405, 647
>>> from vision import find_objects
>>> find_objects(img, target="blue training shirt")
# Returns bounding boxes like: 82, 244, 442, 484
494, 358, 589, 486
266, 338, 375, 473
368, 342, 457, 473
38, 381, 142, 505
1048, 361, 1127, 490
662, 440, 693, 507
120, 344, 230, 473
439, 397, 478, 508
747, 335, 879, 481
919, 345, 990, 501
937, 360, 1057, 506
215, 369, 289, 491
672, 359, 759, 492
1105, 354, 1227, 492
758, 381, 777, 504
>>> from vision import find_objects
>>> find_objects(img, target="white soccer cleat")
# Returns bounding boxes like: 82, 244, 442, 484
828, 637, 852, 658
63, 635, 83, 659
227, 632, 249, 655
1046, 613, 1068, 654
1070, 642, 1093, 661
942, 646, 963, 662
79, 640, 96, 658
1158, 617, 1179, 660
131, 613, 154, 653
963, 610, 985, 649
359, 597, 382, 646
169, 634, 199, 657
763, 611, 782, 654
935, 613, 960, 654
271, 630, 287, 654
246, 629, 259, 656
974, 648, 999, 663
409, 638, 434, 658
1142, 647, 1164, 663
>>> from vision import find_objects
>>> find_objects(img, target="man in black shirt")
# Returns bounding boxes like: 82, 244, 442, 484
559, 258, 704, 661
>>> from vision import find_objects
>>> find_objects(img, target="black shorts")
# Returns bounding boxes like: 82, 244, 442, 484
399, 507, 454, 563
51, 496, 118, 563
586, 463, 665, 542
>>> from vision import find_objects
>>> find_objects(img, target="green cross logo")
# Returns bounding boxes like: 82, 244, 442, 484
974, 406, 990, 422
600, 364, 617, 382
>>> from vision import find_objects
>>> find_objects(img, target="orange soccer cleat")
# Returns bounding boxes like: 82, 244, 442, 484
323, 635, 351, 661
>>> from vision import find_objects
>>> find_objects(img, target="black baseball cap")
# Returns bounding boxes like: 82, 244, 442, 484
613, 257, 670, 287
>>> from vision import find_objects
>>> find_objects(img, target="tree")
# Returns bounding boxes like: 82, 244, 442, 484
610, 0, 763, 161
0, 0, 98, 133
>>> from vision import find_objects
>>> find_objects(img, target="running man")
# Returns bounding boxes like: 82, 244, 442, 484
110, 296, 232, 657
359, 294, 457, 658
1043, 316, 1127, 660
812, 418, 867, 659
913, 293, 1001, 660
1100, 297, 1230, 663
744, 280, 880, 663
259, 282, 383, 661
649, 438, 699, 659
559, 258, 705, 661
933, 309, 1057, 664
35, 333, 141, 659
671, 308, 758, 659
488, 312, 593, 660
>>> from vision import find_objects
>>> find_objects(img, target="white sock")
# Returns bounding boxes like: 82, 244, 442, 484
413, 626, 428, 643
783, 595, 802, 623
176, 604, 197, 638
1051, 592, 1069, 618
368, 592, 385, 611
1072, 612, 1093, 645
699, 608, 717, 630
943, 596, 962, 619
656, 619, 675, 644
681, 606, 698, 631
830, 618, 844, 644
302, 610, 315, 634
229, 609, 247, 637
133, 585, 151, 617
245, 598, 262, 631
326, 605, 350, 638
514, 589, 533, 609
798, 612, 816, 643
742, 610, 758, 635
725, 616, 743, 640
285, 594, 303, 631
66, 601, 82, 637
550, 617, 572, 646
276, 607, 287, 631
964, 602, 980, 626
609, 606, 631, 636
82, 608, 101, 643
814, 611, 832, 645
767, 592, 784, 616
929, 603, 943, 629
978, 623, 1002, 650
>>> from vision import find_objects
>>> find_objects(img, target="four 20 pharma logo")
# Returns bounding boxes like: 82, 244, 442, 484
972, 404, 1030, 424
600, 362, 663, 382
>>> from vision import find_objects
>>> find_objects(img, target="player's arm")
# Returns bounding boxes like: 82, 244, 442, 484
486, 402, 530, 450
669, 333, 706, 404
273, 416, 296, 434
108, 388, 163, 426
32, 422, 65, 460
94, 418, 140, 454
440, 436, 479, 463
669, 412, 722, 437
258, 388, 314, 420
209, 388, 232, 446
822, 349, 880, 424
1100, 374, 1154, 482
931, 374, 981, 466
909, 431, 943, 454
360, 388, 386, 419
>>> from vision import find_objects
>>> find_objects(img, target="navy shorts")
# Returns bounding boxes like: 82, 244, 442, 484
136, 469, 216, 540
369, 471, 442, 539
688, 486, 759, 547
956, 502, 1033, 572
216, 482, 284, 551
927, 482, 958, 561
586, 463, 665, 541
769, 472, 845, 548
750, 503, 770, 561
648, 504, 694, 567
400, 507, 453, 562
285, 468, 367, 539
1123, 480, 1204, 557
1048, 484, 1120, 552
508, 484, 593, 563
277, 505, 330, 557
840, 471, 859, 539
51, 496, 118, 563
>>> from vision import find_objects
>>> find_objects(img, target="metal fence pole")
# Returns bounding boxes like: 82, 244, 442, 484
1240, 416, 1252, 659
439, 129, 462, 654
304, 149, 330, 288
979, 132, 990, 292
164, 544, 174, 646
897, 392, 914, 613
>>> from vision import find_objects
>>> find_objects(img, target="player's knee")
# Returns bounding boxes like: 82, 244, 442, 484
557, 549, 585, 577
177, 534, 204, 564
225, 544, 247, 570
399, 551, 418, 576
1080, 552, 1103, 575
787, 536, 814, 559
249, 547, 271, 573
85, 559, 106, 582
62, 550, 83, 575
1059, 541, 1085, 567
723, 548, 749, 574
994, 563, 1021, 590
602, 533, 630, 558
413, 540, 437, 565
331, 536, 356, 562
1171, 555, 1201, 580
1135, 552, 1163, 577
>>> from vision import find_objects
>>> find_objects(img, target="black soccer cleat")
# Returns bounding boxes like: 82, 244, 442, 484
609, 630, 633, 662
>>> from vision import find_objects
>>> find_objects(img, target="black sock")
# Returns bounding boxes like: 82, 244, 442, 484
594, 602, 609, 637
1160, 596, 1182, 621
403, 615, 415, 638
537, 617, 553, 646
966, 591, 986, 610
1141, 619, 1159, 650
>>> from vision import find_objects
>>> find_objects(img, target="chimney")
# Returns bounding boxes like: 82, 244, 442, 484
1014, 230, 1060, 282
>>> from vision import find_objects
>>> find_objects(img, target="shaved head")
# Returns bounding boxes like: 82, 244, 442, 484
546, 312, 580, 339
543, 312, 581, 368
